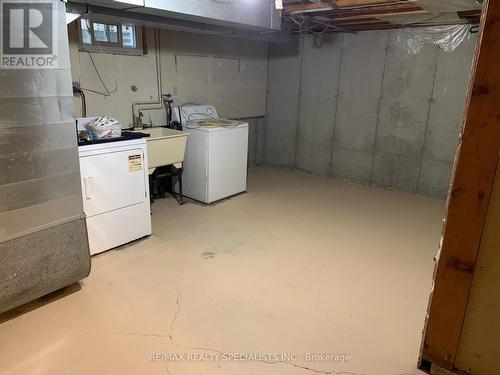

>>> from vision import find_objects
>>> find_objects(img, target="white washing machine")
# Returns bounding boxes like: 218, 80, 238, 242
78, 138, 152, 255
172, 105, 248, 204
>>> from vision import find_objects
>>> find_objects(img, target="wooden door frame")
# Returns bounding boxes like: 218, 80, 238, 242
420, 0, 500, 370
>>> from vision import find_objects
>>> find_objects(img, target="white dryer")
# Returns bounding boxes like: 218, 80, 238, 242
173, 105, 248, 204
78, 138, 152, 255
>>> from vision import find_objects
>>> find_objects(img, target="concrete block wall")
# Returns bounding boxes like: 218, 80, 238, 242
264, 29, 477, 199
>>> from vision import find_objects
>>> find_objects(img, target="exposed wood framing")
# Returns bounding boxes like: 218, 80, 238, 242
331, 17, 387, 25
420, 0, 500, 370
329, 4, 427, 19
284, 2, 334, 13
458, 10, 482, 24
283, 0, 480, 32
333, 0, 406, 6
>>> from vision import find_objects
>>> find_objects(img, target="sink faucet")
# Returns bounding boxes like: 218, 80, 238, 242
145, 114, 153, 129
132, 110, 145, 130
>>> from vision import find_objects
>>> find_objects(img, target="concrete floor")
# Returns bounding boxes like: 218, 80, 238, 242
0, 167, 445, 375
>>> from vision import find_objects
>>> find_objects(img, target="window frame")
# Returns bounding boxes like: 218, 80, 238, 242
77, 17, 145, 56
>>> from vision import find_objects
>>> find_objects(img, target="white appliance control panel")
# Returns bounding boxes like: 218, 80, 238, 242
175, 105, 219, 124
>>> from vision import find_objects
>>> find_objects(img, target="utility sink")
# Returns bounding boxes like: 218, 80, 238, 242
132, 127, 189, 173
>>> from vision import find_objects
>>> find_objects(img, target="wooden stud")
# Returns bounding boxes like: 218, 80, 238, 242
421, 0, 500, 370
334, 0, 407, 6
284, 2, 334, 13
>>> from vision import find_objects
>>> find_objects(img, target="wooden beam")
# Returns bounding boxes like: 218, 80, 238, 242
332, 9, 427, 20
458, 10, 482, 24
328, 3, 425, 18
285, 1, 419, 15
334, 0, 406, 6
341, 24, 398, 30
285, 1, 479, 31
421, 0, 500, 370
457, 9, 482, 18
284, 2, 333, 13
330, 17, 387, 24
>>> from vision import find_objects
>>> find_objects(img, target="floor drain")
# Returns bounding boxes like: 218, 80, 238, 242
201, 251, 216, 259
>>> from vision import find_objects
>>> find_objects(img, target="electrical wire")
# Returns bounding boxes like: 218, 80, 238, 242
87, 52, 117, 96
289, 16, 338, 36
80, 18, 118, 97
73, 87, 87, 117
310, 24, 331, 35
79, 89, 86, 117
287, 15, 340, 49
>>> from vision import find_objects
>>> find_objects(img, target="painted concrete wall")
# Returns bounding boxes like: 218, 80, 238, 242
455, 156, 500, 374
245, 116, 266, 167
67, 23, 268, 165
265, 29, 477, 199
69, 25, 268, 123
265, 39, 301, 168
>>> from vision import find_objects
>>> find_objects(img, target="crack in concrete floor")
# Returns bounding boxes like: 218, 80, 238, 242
117, 237, 426, 375
121, 272, 407, 375
0, 168, 441, 375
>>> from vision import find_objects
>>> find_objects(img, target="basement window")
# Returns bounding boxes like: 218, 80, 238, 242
78, 18, 144, 55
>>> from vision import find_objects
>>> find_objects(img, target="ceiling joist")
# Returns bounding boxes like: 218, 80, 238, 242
283, 0, 482, 33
